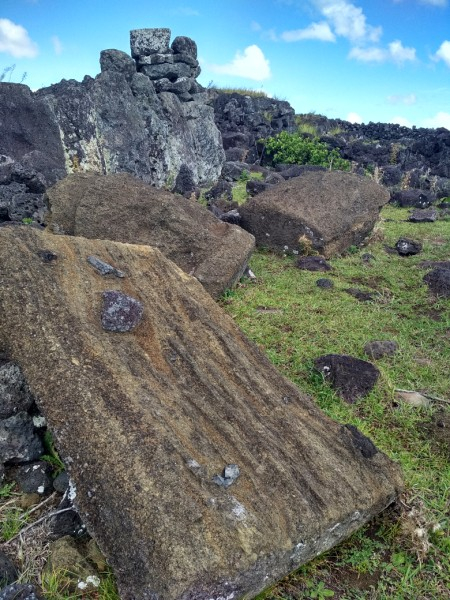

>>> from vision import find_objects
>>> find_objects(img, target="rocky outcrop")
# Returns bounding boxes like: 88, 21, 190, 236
0, 226, 403, 600
294, 113, 450, 199
0, 84, 66, 223
37, 28, 223, 190
45, 172, 254, 299
240, 170, 390, 257
0, 28, 225, 224
213, 93, 296, 164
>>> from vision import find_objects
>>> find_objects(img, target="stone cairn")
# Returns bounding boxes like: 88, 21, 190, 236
130, 28, 202, 102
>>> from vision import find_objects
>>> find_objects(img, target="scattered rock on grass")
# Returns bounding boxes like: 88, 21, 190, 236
344, 288, 376, 302
316, 278, 334, 289
394, 238, 422, 256
395, 390, 431, 408
314, 354, 380, 403
297, 256, 332, 272
364, 341, 398, 360
408, 208, 438, 223
423, 266, 450, 297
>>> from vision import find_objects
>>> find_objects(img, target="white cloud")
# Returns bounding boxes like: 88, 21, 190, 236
388, 40, 416, 64
208, 45, 271, 81
314, 0, 382, 44
51, 35, 63, 55
349, 40, 416, 63
389, 116, 413, 127
347, 111, 363, 123
422, 111, 450, 128
434, 40, 450, 67
0, 18, 38, 58
281, 21, 336, 42
348, 46, 387, 62
387, 93, 417, 105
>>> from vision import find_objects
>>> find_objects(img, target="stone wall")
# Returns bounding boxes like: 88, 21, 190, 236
0, 28, 225, 223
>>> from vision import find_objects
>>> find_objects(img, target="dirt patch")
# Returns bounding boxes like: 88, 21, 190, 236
420, 408, 450, 457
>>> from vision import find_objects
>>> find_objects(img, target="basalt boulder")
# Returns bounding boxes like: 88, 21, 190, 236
239, 170, 390, 257
45, 172, 254, 299
0, 226, 403, 600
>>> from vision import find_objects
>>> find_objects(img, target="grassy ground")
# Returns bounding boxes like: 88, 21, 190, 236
220, 205, 450, 599
1, 206, 449, 599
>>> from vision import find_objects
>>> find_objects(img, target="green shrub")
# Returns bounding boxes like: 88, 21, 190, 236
262, 131, 350, 171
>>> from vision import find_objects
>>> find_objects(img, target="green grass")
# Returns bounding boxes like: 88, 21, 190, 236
222, 205, 450, 599
232, 170, 264, 204
210, 85, 268, 98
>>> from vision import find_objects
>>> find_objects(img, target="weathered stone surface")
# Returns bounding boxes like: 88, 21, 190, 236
46, 172, 254, 299
99, 49, 136, 83
0, 227, 403, 600
171, 36, 197, 58
130, 28, 171, 58
0, 551, 18, 586
0, 362, 34, 419
240, 171, 389, 258
314, 354, 380, 403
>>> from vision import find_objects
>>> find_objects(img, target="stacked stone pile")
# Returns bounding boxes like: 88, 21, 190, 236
130, 28, 202, 101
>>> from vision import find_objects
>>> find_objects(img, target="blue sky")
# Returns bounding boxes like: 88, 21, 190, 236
1, 0, 450, 128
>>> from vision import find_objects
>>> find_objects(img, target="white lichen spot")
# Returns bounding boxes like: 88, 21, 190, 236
37, 485, 45, 494
186, 459, 200, 469
77, 575, 100, 590
68, 479, 77, 501
230, 497, 247, 522
32, 415, 46, 428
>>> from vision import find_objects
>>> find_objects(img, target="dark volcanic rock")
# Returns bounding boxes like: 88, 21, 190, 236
0, 362, 34, 419
314, 354, 380, 403
0, 551, 18, 586
391, 189, 431, 208
409, 208, 438, 223
0, 412, 43, 464
13, 461, 53, 495
345, 288, 376, 302
297, 256, 332, 272
171, 36, 197, 58
0, 583, 43, 600
423, 266, 450, 297
246, 179, 270, 196
173, 163, 197, 197
364, 341, 398, 360
101, 291, 144, 333
316, 278, 334, 289
100, 49, 136, 83
214, 93, 296, 163
130, 28, 171, 58
395, 238, 422, 256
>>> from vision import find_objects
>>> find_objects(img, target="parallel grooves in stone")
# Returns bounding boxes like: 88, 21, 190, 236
0, 228, 403, 600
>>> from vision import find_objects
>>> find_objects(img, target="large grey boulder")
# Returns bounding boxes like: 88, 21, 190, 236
45, 172, 255, 299
240, 170, 390, 257
0, 226, 403, 600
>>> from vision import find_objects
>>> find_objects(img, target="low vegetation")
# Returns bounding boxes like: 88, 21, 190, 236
208, 83, 268, 98
221, 205, 450, 599
262, 131, 351, 171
